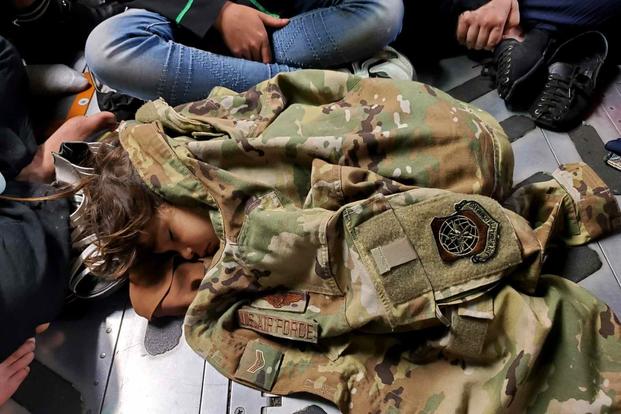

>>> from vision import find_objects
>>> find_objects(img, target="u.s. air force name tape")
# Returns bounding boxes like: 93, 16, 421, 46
237, 307, 319, 343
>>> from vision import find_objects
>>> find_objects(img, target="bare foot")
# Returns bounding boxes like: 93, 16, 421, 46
0, 338, 35, 406
17, 112, 117, 183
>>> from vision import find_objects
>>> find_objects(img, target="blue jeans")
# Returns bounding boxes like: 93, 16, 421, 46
85, 0, 404, 105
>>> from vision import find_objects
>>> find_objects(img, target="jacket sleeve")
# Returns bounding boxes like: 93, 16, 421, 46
0, 181, 71, 359
130, 0, 227, 38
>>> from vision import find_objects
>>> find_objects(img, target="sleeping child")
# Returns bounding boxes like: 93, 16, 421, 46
60, 70, 621, 413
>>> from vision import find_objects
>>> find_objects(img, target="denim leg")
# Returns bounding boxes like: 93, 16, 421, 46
272, 0, 404, 68
0, 36, 36, 179
85, 9, 297, 104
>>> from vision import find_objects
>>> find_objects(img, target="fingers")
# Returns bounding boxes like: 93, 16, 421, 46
84, 111, 117, 131
475, 26, 491, 50
457, 11, 482, 49
0, 338, 35, 369
487, 26, 503, 50
9, 367, 30, 385
508, 0, 520, 27
465, 23, 479, 49
260, 41, 272, 64
456, 11, 471, 45
3, 366, 31, 404
250, 28, 271, 63
35, 323, 50, 335
8, 349, 34, 374
249, 40, 262, 62
259, 13, 289, 29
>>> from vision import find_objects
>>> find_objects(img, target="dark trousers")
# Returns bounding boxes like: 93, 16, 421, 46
0, 36, 71, 360
520, 0, 621, 32
396, 0, 621, 63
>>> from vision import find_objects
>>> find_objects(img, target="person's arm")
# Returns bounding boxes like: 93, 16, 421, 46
214, 1, 289, 63
130, 0, 288, 63
16, 112, 116, 183
456, 0, 520, 50
130, 0, 227, 38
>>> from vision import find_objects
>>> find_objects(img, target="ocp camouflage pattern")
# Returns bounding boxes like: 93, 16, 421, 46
119, 70, 621, 413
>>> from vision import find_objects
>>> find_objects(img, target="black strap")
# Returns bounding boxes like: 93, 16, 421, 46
446, 74, 494, 103
500, 115, 536, 142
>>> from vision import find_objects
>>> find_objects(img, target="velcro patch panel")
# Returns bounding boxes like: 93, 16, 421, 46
250, 291, 308, 313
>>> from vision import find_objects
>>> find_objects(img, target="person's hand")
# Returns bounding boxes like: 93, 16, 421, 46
456, 0, 520, 50
215, 1, 289, 63
0, 338, 35, 405
17, 111, 117, 183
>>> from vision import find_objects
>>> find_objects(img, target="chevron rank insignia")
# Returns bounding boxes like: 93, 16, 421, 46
235, 340, 283, 390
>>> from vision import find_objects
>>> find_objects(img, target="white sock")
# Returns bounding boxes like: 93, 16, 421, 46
26, 64, 90, 96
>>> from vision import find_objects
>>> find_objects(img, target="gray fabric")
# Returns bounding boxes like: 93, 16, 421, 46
293, 405, 329, 414
144, 316, 183, 355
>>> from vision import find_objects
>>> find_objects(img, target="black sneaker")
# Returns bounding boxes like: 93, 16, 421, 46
530, 31, 608, 132
495, 28, 553, 106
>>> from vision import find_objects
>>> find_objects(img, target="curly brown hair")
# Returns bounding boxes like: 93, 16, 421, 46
0, 138, 160, 279
77, 140, 163, 278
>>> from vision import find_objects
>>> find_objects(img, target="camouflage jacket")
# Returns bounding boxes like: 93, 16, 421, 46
120, 70, 621, 413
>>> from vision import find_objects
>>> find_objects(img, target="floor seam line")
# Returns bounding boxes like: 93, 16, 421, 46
99, 301, 129, 414
601, 101, 621, 136
597, 241, 621, 290
540, 127, 561, 166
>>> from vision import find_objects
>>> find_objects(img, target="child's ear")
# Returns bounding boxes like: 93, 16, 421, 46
157, 202, 173, 219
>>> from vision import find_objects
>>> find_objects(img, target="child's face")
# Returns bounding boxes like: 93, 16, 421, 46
142, 203, 220, 260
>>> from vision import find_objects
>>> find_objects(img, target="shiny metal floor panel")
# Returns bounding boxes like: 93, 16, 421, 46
36, 295, 126, 414
100, 307, 206, 414
200, 363, 229, 414
20, 59, 621, 414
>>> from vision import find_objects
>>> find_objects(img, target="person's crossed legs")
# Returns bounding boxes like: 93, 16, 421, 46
85, 0, 404, 105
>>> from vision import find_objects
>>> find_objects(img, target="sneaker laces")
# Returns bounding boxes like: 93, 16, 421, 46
532, 73, 574, 119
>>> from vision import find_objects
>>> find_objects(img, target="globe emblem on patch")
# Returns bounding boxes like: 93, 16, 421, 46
438, 215, 479, 256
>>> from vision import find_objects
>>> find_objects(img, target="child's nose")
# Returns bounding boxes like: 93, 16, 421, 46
179, 247, 195, 260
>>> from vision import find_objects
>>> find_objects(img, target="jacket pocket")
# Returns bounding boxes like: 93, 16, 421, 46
237, 191, 343, 296
343, 192, 522, 330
